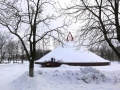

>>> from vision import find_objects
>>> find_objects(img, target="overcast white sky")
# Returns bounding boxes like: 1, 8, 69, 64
1, 0, 80, 37
0, 0, 81, 49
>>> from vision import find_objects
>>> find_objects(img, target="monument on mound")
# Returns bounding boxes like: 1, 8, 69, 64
35, 32, 110, 67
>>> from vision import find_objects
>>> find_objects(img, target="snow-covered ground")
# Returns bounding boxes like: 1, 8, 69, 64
0, 61, 120, 90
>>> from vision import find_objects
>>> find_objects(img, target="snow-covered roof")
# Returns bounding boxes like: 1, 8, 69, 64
36, 42, 110, 63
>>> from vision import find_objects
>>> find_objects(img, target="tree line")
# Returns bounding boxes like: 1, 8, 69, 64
0, 31, 51, 63
89, 42, 120, 61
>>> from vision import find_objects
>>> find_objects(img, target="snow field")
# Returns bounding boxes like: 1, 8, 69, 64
0, 61, 120, 90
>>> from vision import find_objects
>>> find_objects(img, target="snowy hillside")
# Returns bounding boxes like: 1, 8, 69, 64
0, 61, 120, 90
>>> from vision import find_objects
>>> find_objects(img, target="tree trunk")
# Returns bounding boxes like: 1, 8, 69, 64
114, 0, 120, 43
1, 50, 2, 62
21, 55, 24, 64
29, 59, 34, 77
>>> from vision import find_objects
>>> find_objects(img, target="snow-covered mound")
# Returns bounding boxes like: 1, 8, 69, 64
11, 67, 120, 90
79, 67, 106, 83
36, 42, 109, 63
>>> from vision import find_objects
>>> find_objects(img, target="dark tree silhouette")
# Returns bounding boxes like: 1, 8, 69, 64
58, 0, 120, 59
0, 0, 67, 77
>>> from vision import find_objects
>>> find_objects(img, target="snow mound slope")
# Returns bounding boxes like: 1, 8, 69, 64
11, 67, 120, 90
36, 42, 109, 63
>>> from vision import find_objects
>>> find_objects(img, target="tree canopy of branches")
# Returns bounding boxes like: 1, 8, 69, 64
59, 0, 120, 59
0, 0, 67, 77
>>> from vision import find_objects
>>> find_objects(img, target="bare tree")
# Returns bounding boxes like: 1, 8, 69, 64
0, 0, 67, 77
14, 41, 19, 63
0, 32, 10, 62
6, 40, 16, 62
58, 0, 120, 59
20, 42, 25, 63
